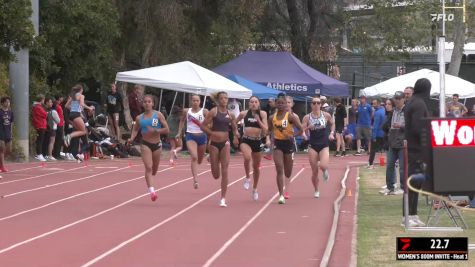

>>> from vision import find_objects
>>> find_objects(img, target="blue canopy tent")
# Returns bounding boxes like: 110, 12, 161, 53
227, 74, 281, 99
214, 50, 349, 97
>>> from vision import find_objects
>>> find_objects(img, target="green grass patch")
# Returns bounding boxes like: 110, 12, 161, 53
357, 166, 475, 267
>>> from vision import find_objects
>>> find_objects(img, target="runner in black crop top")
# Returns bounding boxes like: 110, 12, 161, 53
234, 96, 269, 200
200, 91, 240, 207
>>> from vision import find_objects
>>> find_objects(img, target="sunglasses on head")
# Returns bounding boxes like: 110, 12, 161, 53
312, 101, 321, 105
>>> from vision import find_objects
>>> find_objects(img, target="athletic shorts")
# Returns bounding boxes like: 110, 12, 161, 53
309, 143, 328, 153
241, 136, 263, 153
273, 139, 294, 154
186, 132, 208, 146
69, 112, 82, 121
356, 126, 371, 140
0, 130, 11, 143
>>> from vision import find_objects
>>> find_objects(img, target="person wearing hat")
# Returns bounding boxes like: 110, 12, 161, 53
383, 91, 406, 195
355, 95, 373, 155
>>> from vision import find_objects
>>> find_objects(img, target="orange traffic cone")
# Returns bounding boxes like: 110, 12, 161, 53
347, 189, 353, 197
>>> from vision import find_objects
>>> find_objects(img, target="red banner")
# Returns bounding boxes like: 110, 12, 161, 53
431, 119, 475, 147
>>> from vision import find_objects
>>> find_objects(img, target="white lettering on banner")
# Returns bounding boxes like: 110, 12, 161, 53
457, 126, 473, 145
431, 120, 456, 146
266, 82, 308, 92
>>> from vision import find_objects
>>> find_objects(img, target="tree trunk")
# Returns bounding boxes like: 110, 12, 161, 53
286, 0, 310, 59
447, 12, 465, 76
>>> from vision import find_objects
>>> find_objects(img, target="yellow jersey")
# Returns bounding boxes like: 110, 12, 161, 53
272, 112, 294, 140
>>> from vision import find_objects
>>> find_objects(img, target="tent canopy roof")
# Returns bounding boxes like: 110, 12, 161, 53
213, 50, 349, 97
115, 61, 252, 99
362, 69, 475, 99
226, 74, 281, 100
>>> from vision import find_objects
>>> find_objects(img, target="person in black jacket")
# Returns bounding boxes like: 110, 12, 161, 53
403, 78, 432, 227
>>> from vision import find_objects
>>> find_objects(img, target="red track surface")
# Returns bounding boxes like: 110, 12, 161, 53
0, 154, 361, 267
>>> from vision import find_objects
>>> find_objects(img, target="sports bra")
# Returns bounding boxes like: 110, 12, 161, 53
244, 110, 261, 129
139, 111, 161, 134
212, 109, 231, 132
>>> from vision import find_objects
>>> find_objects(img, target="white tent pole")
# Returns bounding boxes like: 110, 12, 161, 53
243, 99, 246, 110
203, 95, 207, 109
183, 92, 186, 107
158, 89, 163, 111
171, 91, 178, 109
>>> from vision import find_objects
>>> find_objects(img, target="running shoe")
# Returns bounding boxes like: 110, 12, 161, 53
0, 166, 8, 172
173, 149, 178, 160
219, 198, 227, 207
169, 159, 175, 166
193, 179, 199, 189
314, 191, 320, 198
411, 215, 426, 227
252, 189, 259, 201
341, 151, 347, 157
323, 170, 330, 182
243, 178, 251, 190
150, 192, 158, 202
35, 154, 47, 162
278, 195, 285, 204
284, 191, 290, 199
335, 151, 341, 157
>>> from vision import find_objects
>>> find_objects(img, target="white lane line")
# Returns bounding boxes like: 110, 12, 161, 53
0, 166, 87, 185
1, 166, 128, 198
0, 166, 186, 221
202, 168, 305, 267
81, 172, 251, 267
7, 166, 42, 173
0, 170, 212, 255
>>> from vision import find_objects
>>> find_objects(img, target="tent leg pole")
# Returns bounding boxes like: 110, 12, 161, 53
171, 91, 178, 111
183, 92, 186, 107
203, 95, 206, 109
158, 89, 163, 112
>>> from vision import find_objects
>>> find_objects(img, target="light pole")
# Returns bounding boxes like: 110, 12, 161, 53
438, 0, 447, 118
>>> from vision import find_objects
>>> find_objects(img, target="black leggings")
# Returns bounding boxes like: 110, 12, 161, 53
35, 129, 46, 155
368, 137, 384, 165
402, 170, 426, 216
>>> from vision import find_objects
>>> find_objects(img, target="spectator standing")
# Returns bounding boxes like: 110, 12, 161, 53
403, 78, 432, 227
404, 86, 413, 101
446, 93, 467, 117
0, 97, 13, 172
383, 93, 405, 195
45, 97, 60, 160
355, 95, 372, 155
166, 105, 183, 166
52, 95, 65, 159
347, 99, 358, 150
32, 94, 48, 161
333, 97, 347, 157
128, 84, 144, 121
367, 98, 385, 169
106, 83, 123, 140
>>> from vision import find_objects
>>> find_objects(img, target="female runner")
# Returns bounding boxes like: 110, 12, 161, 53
198, 92, 239, 207
129, 94, 169, 202
178, 94, 208, 189
302, 96, 335, 198
268, 93, 303, 204
235, 96, 268, 200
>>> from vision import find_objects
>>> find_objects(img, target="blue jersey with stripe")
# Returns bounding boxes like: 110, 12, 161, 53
139, 112, 161, 134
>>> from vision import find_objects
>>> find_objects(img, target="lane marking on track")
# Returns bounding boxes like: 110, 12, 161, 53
202, 167, 305, 267
1, 166, 129, 198
0, 166, 191, 221
94, 167, 119, 169
0, 169, 212, 255
80, 167, 275, 267
6, 166, 42, 173
0, 166, 87, 185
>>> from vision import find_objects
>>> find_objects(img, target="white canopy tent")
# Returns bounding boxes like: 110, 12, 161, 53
115, 61, 252, 99
362, 69, 475, 99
